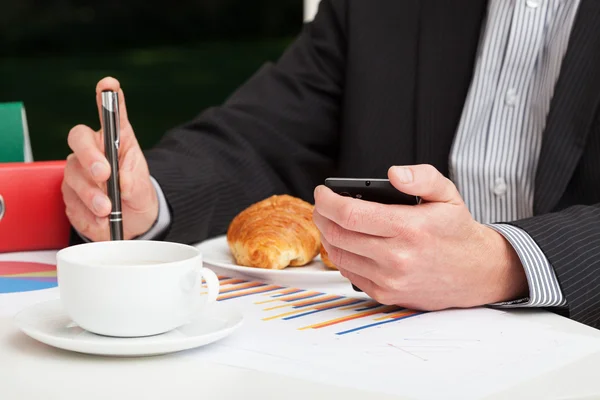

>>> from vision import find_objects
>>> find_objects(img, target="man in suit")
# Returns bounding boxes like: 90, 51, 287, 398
62, 1, 600, 329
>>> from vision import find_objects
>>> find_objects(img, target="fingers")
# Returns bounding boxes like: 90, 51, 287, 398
340, 268, 402, 306
388, 164, 463, 205
64, 154, 112, 217
320, 235, 378, 277
313, 209, 385, 258
67, 125, 110, 183
96, 77, 132, 135
62, 180, 110, 242
338, 268, 381, 298
321, 233, 401, 293
313, 185, 411, 237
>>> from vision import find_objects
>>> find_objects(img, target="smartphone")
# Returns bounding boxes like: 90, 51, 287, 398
324, 178, 420, 205
323, 178, 420, 292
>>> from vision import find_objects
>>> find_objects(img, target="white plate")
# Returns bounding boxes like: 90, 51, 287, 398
14, 299, 243, 357
196, 235, 345, 285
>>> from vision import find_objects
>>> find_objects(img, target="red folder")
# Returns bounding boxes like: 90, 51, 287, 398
0, 160, 70, 253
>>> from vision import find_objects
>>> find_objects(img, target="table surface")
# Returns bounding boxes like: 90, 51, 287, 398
1, 251, 600, 400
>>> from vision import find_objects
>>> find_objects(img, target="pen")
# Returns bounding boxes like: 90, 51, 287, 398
101, 90, 124, 240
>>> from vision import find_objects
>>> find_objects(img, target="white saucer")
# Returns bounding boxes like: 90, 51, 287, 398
14, 299, 243, 357
196, 235, 345, 285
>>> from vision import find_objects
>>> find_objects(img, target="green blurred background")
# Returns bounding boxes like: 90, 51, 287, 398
0, 0, 301, 160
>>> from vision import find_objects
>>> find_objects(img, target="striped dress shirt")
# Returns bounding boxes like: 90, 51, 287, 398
131, 0, 580, 309
450, 0, 581, 307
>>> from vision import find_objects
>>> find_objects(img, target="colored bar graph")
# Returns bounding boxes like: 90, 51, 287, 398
356, 303, 391, 312
293, 295, 345, 308
272, 291, 322, 303
374, 310, 415, 321
219, 278, 247, 286
272, 289, 304, 298
285, 299, 366, 321
299, 305, 399, 330
336, 311, 423, 335
220, 282, 265, 294
342, 300, 378, 311
263, 308, 310, 321
264, 294, 332, 311
264, 298, 365, 322
255, 289, 308, 304
219, 284, 283, 301
211, 275, 424, 336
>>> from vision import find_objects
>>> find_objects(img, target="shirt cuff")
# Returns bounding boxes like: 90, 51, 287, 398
75, 176, 171, 242
487, 224, 567, 308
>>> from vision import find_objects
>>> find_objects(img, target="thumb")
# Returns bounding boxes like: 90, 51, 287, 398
96, 77, 133, 137
388, 164, 463, 205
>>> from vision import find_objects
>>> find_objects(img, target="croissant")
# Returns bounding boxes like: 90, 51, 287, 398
227, 195, 321, 270
320, 246, 338, 270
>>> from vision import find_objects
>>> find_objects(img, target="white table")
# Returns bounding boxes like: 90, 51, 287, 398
1, 251, 600, 400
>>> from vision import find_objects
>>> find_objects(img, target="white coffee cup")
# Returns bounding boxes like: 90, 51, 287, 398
56, 240, 219, 337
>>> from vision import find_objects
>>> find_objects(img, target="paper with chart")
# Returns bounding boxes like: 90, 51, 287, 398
191, 275, 600, 400
1, 250, 599, 399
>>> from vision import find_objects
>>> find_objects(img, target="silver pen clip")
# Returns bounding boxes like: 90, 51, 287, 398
101, 91, 120, 150
113, 92, 120, 150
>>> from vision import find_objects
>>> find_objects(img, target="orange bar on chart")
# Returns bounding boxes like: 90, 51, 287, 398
219, 281, 265, 294
373, 310, 416, 321
264, 294, 340, 311
218, 284, 282, 301
313, 298, 364, 310
254, 288, 304, 304
299, 305, 399, 330
340, 300, 378, 311
262, 308, 308, 321
269, 291, 322, 303
218, 278, 247, 286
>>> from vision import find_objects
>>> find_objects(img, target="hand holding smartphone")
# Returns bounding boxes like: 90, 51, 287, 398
323, 178, 420, 292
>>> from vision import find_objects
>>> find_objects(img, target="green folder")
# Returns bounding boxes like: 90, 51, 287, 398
0, 102, 33, 162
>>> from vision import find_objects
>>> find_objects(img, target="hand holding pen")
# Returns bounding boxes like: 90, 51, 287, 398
62, 77, 159, 242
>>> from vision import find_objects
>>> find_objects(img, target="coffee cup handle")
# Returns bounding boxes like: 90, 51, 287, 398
201, 267, 220, 304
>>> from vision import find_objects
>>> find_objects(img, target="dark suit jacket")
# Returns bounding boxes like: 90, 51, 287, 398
144, 0, 600, 329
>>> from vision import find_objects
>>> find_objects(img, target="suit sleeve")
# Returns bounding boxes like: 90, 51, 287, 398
143, 0, 347, 244
509, 205, 600, 328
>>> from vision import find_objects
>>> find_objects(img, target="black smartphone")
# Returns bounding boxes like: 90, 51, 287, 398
324, 178, 420, 205
323, 178, 420, 292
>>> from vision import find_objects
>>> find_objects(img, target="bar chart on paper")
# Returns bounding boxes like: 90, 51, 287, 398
0, 261, 57, 293
212, 276, 510, 368
199, 275, 600, 400
215, 275, 425, 336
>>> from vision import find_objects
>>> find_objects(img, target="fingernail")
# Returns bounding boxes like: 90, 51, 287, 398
92, 195, 111, 214
90, 162, 106, 178
392, 166, 413, 184
314, 186, 322, 199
